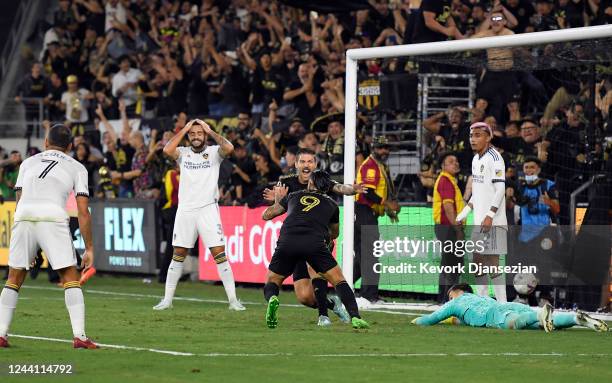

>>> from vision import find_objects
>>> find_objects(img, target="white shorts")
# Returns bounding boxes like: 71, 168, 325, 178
471, 225, 508, 255
9, 221, 76, 270
172, 204, 225, 249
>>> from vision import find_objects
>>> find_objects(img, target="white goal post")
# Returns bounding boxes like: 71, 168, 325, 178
341, 24, 612, 288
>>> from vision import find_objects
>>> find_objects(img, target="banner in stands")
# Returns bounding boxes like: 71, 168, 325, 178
85, 199, 158, 273
0, 201, 16, 266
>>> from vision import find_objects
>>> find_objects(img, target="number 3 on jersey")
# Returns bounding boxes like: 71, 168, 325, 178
39, 160, 59, 179
300, 196, 320, 212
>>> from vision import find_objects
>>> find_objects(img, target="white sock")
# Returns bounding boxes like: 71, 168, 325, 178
0, 286, 19, 338
475, 274, 489, 297
491, 274, 507, 302
164, 259, 185, 303
216, 261, 237, 302
64, 284, 86, 340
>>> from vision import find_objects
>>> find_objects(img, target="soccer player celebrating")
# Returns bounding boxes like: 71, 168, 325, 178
262, 148, 364, 326
456, 122, 508, 302
0, 124, 97, 349
262, 170, 369, 329
412, 284, 608, 332
154, 119, 245, 311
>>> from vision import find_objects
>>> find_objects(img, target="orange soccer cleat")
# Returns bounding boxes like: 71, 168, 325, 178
79, 267, 97, 286
73, 337, 98, 349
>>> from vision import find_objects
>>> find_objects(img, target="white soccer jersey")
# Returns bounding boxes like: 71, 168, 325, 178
176, 145, 223, 210
14, 149, 89, 223
471, 146, 507, 226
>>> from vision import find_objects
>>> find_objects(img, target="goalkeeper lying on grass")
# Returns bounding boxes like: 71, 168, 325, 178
412, 284, 608, 333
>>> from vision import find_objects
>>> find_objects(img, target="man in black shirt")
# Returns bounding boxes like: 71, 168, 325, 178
262, 148, 365, 326
262, 170, 369, 329
15, 63, 48, 137
412, 0, 463, 44
504, 0, 536, 33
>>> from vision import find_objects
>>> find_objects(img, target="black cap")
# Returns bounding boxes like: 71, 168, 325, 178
372, 136, 390, 148
310, 112, 344, 133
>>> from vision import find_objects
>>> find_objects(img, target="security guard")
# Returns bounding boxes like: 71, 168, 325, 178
432, 152, 465, 303
354, 136, 399, 304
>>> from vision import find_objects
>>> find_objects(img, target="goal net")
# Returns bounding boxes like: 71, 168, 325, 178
341, 25, 612, 309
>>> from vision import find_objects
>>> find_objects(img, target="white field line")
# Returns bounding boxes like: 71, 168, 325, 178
20, 285, 423, 316
6, 335, 611, 358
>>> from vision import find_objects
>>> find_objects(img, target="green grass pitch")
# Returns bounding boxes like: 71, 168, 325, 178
2, 276, 611, 383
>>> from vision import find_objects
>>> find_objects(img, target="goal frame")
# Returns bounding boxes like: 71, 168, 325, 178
341, 25, 612, 288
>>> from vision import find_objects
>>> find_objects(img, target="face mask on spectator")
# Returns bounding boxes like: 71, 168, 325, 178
525, 174, 538, 183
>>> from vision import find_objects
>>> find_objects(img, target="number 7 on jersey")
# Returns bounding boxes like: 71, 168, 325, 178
39, 159, 59, 179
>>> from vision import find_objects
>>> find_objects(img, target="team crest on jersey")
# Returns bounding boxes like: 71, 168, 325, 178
480, 164, 484, 173
495, 169, 502, 177
203, 153, 209, 160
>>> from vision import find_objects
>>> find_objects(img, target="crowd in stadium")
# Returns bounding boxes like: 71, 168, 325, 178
2, 0, 612, 227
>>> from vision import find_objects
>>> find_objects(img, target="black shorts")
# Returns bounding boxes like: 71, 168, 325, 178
292, 261, 310, 282
269, 237, 337, 278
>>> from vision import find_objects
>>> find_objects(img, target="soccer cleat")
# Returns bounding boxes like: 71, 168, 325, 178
79, 267, 97, 285
317, 315, 332, 327
330, 295, 350, 323
153, 300, 173, 310
575, 311, 609, 332
266, 296, 280, 329
538, 303, 554, 333
228, 299, 246, 311
351, 317, 370, 329
73, 337, 98, 349
0, 336, 9, 348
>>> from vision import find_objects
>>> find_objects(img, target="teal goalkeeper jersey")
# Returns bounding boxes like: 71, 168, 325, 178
415, 293, 499, 327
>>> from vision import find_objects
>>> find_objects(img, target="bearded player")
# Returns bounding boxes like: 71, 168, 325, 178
0, 124, 96, 348
262, 170, 369, 329
154, 119, 245, 311
456, 122, 508, 302
262, 148, 364, 326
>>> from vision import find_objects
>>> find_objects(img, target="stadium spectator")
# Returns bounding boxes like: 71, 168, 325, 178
413, 0, 464, 44
15, 63, 48, 136
111, 55, 142, 117
544, 102, 588, 224
97, 102, 135, 197
230, 143, 255, 202
73, 142, 97, 196
0, 151, 22, 200
432, 152, 465, 303
61, 75, 94, 135
504, 0, 536, 33
314, 113, 345, 182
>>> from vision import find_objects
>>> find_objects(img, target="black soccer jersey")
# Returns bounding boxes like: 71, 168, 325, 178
278, 190, 339, 241
278, 174, 338, 197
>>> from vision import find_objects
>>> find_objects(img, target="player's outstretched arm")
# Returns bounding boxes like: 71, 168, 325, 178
331, 182, 366, 196
164, 119, 196, 160
413, 301, 457, 326
195, 119, 234, 158
76, 195, 94, 272
262, 185, 288, 220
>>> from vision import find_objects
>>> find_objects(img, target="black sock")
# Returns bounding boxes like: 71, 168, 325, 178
312, 278, 329, 316
264, 283, 280, 302
335, 281, 360, 319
